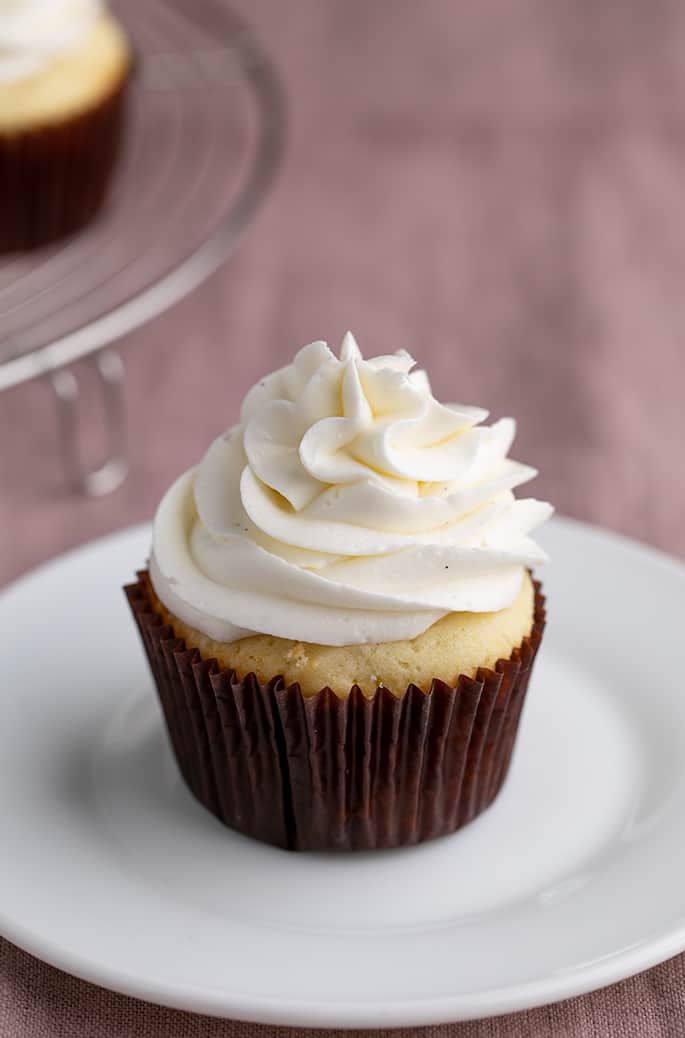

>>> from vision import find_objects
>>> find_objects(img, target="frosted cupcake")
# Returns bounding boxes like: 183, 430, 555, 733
0, 0, 132, 251
127, 334, 551, 851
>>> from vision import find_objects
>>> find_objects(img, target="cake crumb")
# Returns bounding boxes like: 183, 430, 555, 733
285, 643, 309, 667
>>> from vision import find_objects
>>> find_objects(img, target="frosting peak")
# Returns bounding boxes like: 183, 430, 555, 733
151, 334, 552, 645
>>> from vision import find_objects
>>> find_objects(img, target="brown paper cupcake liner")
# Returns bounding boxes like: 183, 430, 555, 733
0, 75, 130, 252
125, 572, 546, 852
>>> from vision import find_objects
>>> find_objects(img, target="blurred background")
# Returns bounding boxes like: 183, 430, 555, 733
2, 0, 684, 586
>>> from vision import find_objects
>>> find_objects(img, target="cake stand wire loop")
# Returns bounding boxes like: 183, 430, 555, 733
50, 349, 128, 497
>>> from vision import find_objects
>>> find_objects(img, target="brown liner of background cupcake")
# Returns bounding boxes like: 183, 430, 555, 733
125, 571, 546, 852
0, 77, 130, 252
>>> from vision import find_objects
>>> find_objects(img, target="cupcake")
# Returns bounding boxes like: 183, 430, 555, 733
0, 0, 132, 251
126, 334, 552, 851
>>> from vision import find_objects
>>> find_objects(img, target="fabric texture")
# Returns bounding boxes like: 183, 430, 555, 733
1, 937, 684, 1037
2, 0, 685, 1034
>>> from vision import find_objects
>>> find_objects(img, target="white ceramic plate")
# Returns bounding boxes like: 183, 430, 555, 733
1, 517, 685, 1028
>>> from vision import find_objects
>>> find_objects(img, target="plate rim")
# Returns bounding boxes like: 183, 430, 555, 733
2, 902, 685, 1027
2, 514, 685, 1027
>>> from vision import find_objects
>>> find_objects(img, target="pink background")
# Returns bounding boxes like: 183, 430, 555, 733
2, 1, 685, 1034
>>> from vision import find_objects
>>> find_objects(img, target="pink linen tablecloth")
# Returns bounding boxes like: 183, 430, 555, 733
2, 1, 685, 1035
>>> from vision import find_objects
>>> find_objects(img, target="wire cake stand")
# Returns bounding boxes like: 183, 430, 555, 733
0, 0, 284, 494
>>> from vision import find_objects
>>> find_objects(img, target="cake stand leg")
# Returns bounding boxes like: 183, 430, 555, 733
50, 348, 128, 496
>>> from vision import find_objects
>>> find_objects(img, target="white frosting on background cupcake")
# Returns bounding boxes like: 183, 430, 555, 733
0, 0, 103, 83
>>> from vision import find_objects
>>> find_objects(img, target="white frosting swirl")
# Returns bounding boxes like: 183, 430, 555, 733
151, 334, 552, 646
0, 0, 103, 84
